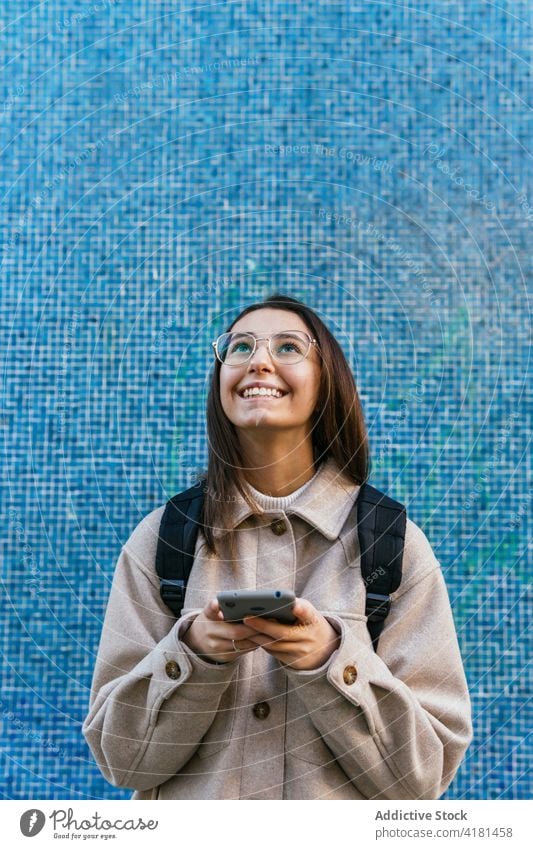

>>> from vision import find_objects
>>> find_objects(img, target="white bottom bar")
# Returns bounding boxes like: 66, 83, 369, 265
3, 799, 531, 848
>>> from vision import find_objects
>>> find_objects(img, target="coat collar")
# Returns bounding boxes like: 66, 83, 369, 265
213, 456, 361, 541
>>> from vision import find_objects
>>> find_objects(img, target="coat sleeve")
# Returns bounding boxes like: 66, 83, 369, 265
82, 510, 240, 792
283, 519, 473, 800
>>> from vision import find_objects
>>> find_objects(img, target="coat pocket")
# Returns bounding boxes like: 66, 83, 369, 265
196, 673, 239, 760
286, 707, 338, 768
287, 729, 337, 767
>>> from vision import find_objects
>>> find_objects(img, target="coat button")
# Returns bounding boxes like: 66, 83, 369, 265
270, 518, 287, 535
343, 665, 358, 685
165, 660, 181, 680
252, 701, 270, 720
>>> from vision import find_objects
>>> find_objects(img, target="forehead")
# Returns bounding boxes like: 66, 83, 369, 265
229, 308, 309, 334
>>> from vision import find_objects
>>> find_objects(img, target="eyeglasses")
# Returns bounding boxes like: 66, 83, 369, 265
211, 330, 319, 366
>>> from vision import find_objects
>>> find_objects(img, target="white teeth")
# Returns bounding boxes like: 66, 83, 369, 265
241, 387, 284, 398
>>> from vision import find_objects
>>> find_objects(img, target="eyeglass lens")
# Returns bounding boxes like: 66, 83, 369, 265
217, 331, 310, 365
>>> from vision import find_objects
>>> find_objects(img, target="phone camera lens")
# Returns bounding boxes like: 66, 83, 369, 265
275, 591, 281, 598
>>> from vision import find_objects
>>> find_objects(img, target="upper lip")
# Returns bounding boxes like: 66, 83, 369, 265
237, 382, 288, 396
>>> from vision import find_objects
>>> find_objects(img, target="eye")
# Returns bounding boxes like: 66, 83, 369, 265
274, 336, 304, 354
230, 340, 252, 353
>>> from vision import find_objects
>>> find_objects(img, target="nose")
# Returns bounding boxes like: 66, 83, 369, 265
247, 338, 275, 370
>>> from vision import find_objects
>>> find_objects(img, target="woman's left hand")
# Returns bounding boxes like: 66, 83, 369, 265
243, 598, 341, 671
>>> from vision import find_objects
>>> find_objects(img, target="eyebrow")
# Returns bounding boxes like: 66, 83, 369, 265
229, 330, 300, 336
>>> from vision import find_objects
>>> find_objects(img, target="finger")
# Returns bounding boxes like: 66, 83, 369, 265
210, 619, 260, 637
227, 638, 260, 653
260, 642, 293, 655
243, 616, 291, 639
244, 632, 279, 648
292, 597, 317, 623
204, 598, 223, 621
222, 623, 262, 640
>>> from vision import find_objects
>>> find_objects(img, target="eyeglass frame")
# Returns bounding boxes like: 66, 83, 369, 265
211, 330, 320, 367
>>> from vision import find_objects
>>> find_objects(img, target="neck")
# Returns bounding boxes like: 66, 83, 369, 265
239, 434, 318, 497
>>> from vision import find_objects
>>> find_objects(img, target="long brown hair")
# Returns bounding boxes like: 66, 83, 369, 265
196, 293, 371, 559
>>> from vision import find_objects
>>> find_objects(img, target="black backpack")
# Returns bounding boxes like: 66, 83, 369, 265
156, 480, 406, 652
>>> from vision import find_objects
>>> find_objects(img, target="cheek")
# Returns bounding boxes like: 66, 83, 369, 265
219, 377, 240, 414
218, 380, 230, 410
297, 371, 320, 400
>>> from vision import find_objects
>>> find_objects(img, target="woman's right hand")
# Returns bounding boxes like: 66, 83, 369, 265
181, 598, 263, 664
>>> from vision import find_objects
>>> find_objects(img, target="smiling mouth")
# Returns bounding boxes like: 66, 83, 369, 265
237, 392, 287, 400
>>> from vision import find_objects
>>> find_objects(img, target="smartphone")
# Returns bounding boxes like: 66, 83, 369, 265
217, 589, 297, 625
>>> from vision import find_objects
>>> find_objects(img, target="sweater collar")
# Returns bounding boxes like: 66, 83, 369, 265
213, 455, 361, 541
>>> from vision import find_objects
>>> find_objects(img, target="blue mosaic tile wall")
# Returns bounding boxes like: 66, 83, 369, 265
1, 1, 531, 800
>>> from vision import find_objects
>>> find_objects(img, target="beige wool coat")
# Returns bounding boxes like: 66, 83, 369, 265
82, 456, 473, 800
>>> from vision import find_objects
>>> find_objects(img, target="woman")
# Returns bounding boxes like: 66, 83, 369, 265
82, 292, 473, 800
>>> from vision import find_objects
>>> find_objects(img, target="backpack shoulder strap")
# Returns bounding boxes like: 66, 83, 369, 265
356, 482, 406, 652
155, 482, 205, 618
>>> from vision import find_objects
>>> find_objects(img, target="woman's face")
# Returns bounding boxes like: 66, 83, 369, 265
218, 308, 322, 435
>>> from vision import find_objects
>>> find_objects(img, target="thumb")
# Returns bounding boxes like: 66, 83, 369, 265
204, 598, 224, 621
292, 597, 316, 622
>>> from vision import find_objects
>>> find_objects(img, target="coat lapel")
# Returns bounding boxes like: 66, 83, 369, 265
213, 456, 361, 541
